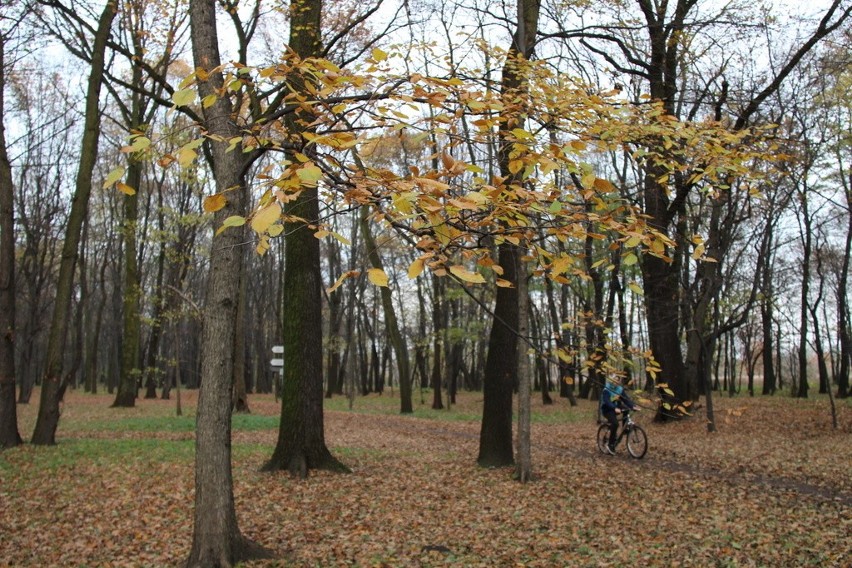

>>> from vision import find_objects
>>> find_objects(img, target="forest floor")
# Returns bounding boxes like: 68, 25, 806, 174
1, 388, 850, 567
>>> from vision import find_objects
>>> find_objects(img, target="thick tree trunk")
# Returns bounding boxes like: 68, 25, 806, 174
232, 264, 250, 414
185, 1, 271, 565
478, 0, 540, 468
641, 174, 688, 417
262, 178, 347, 473
31, 1, 117, 445
113, 159, 142, 408
478, 242, 519, 467
0, 35, 21, 448
263, 0, 345, 477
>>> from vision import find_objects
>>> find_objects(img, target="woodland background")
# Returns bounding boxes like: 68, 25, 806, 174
0, 0, 850, 566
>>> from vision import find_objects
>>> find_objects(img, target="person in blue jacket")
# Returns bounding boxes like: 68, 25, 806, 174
600, 378, 637, 454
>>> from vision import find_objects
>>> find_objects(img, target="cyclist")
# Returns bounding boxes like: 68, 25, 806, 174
600, 378, 637, 455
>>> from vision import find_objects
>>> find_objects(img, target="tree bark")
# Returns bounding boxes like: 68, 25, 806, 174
797, 190, 812, 399
515, 268, 532, 483
232, 263, 250, 413
113, 159, 142, 407
263, 0, 346, 477
185, 1, 271, 565
0, 33, 21, 448
836, 165, 851, 398
431, 274, 445, 410
477, 0, 540, 469
31, 1, 117, 445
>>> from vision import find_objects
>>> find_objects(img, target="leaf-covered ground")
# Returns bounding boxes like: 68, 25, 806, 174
1, 389, 850, 567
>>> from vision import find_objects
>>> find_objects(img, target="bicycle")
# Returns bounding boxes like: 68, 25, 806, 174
597, 409, 648, 459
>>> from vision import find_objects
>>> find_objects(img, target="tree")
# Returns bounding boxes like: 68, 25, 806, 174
477, 0, 540, 468
359, 206, 414, 413
0, 8, 24, 449
31, 0, 117, 445
109, 0, 185, 407
548, 0, 851, 412
183, 1, 271, 565
263, 0, 348, 477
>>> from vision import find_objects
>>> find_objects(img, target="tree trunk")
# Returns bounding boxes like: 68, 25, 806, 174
760, 226, 776, 395
478, 242, 519, 467
836, 168, 851, 398
263, 0, 346, 477
478, 0, 540, 468
113, 159, 142, 408
431, 275, 444, 410
31, 1, 117, 445
358, 208, 412, 413
515, 268, 532, 482
797, 191, 812, 399
185, 1, 271, 565
0, 33, 21, 448
143, 182, 167, 399
232, 260, 250, 414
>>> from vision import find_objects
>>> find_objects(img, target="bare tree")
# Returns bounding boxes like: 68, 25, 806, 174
31, 0, 117, 445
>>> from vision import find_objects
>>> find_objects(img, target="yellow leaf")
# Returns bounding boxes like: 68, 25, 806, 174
408, 258, 425, 279
215, 215, 245, 235
122, 136, 150, 153
368, 268, 389, 287
102, 166, 125, 188
203, 194, 227, 213
297, 164, 323, 184
177, 146, 198, 167
172, 88, 196, 107
623, 253, 638, 266
327, 270, 358, 294
593, 178, 616, 192
371, 47, 388, 62
115, 182, 136, 196
202, 94, 217, 108
495, 278, 514, 288
222, 215, 245, 228
256, 236, 270, 255
250, 203, 281, 234
449, 265, 485, 284
331, 231, 351, 245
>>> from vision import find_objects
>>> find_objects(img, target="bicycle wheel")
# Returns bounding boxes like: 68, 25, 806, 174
597, 424, 611, 454
626, 425, 647, 459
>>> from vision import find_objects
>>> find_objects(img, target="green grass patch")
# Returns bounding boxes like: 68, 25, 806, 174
85, 415, 197, 433
0, 438, 195, 476
323, 390, 591, 424
77, 413, 280, 434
